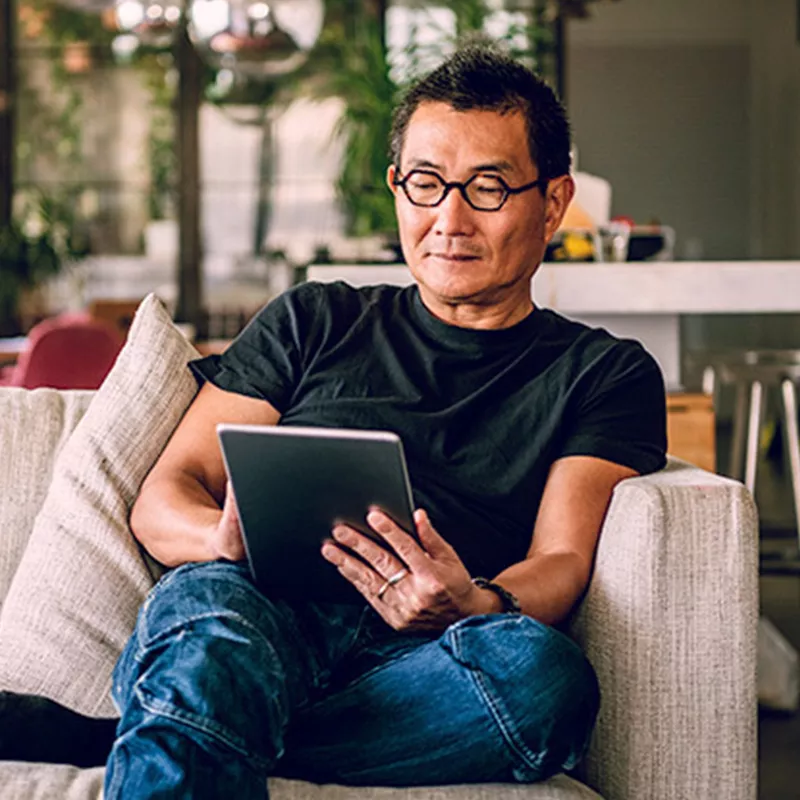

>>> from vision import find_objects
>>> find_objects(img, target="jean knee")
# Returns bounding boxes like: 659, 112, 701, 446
113, 562, 291, 767
137, 561, 262, 642
113, 562, 268, 709
442, 615, 599, 780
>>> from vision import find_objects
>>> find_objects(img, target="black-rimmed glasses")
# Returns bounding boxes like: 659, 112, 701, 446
392, 169, 548, 212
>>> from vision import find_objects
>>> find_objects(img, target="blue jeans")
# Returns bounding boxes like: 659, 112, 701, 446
104, 562, 599, 799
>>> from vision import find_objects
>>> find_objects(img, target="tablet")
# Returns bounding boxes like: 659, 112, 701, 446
217, 423, 417, 603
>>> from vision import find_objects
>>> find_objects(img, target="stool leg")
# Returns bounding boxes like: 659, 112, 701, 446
745, 380, 764, 495
730, 381, 749, 480
780, 378, 800, 549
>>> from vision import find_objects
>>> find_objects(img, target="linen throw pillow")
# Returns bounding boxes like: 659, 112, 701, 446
0, 294, 200, 717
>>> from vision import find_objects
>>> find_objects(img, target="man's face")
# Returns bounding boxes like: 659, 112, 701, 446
388, 101, 573, 325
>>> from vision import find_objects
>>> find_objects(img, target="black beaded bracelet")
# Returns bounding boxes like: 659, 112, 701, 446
471, 576, 521, 614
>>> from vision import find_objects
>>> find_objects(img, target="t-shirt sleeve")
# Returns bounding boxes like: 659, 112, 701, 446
188, 285, 322, 412
558, 340, 667, 475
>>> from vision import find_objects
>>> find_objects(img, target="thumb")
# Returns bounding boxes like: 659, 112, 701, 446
414, 509, 454, 559
211, 482, 245, 561
223, 481, 236, 508
222, 481, 240, 524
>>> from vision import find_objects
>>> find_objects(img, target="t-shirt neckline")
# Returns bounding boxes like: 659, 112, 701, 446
406, 285, 542, 350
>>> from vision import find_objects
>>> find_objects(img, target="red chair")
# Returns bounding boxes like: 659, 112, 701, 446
0, 312, 125, 390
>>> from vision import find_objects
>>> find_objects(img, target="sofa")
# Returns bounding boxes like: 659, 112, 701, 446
0, 294, 758, 799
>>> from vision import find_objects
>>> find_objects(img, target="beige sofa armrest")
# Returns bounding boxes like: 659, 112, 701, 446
569, 458, 758, 800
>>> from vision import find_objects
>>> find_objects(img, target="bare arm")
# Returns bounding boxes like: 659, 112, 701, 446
130, 381, 281, 567
491, 455, 638, 625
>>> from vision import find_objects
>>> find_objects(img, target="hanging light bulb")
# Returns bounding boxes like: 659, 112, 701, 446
187, 0, 324, 78
114, 0, 183, 47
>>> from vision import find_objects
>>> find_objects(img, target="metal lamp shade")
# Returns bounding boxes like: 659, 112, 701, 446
187, 0, 323, 78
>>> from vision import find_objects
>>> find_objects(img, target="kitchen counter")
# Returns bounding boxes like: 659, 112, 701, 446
308, 261, 800, 313
533, 261, 800, 314
306, 261, 800, 390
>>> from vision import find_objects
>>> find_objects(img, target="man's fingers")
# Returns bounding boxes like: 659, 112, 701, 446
365, 509, 436, 572
321, 540, 383, 597
413, 509, 455, 558
330, 524, 406, 577
367, 508, 454, 563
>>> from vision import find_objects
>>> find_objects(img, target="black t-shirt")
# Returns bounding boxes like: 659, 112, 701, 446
191, 281, 667, 579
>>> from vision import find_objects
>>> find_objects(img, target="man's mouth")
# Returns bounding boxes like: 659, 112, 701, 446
428, 253, 480, 261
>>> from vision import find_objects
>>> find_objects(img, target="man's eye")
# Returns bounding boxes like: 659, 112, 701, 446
472, 177, 504, 194
409, 178, 438, 190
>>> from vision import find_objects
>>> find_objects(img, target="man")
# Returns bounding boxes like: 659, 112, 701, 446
104, 41, 666, 797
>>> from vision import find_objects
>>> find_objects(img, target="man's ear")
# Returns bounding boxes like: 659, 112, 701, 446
543, 174, 576, 243
386, 164, 398, 194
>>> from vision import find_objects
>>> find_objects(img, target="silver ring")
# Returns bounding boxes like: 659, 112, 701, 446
376, 568, 408, 600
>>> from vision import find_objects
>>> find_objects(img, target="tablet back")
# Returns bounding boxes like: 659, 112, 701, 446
217, 424, 416, 603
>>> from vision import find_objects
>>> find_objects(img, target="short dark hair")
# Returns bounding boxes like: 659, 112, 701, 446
389, 41, 571, 183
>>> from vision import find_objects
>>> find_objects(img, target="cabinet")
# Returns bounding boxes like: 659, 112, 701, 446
666, 393, 716, 473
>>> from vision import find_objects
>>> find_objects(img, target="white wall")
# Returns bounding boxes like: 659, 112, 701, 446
567, 42, 750, 260
748, 0, 800, 259
567, 0, 800, 262
566, 0, 751, 260
568, 0, 750, 45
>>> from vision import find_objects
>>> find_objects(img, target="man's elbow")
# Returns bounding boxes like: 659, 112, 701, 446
129, 477, 160, 550
128, 469, 185, 552
128, 487, 184, 569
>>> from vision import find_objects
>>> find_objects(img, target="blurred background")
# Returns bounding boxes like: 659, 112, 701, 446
0, 0, 569, 337
2, 0, 796, 339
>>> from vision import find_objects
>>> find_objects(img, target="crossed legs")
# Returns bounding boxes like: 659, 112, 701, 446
105, 561, 599, 799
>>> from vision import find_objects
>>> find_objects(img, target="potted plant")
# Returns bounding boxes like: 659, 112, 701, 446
0, 222, 60, 336
0, 189, 91, 336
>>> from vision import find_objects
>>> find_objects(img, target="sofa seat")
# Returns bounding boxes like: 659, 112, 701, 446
0, 765, 600, 800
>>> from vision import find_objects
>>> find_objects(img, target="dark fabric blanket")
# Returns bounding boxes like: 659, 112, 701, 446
0, 692, 117, 767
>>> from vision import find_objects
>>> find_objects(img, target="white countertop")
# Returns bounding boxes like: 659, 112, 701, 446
306, 261, 800, 315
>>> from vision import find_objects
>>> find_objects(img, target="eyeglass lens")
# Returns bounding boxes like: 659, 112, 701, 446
404, 171, 507, 210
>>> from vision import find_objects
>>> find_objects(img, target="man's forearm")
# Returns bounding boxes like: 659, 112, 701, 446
492, 552, 591, 627
129, 473, 222, 568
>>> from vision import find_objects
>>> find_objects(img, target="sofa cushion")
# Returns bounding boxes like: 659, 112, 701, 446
0, 767, 600, 799
0, 763, 105, 800
0, 294, 200, 717
0, 389, 94, 609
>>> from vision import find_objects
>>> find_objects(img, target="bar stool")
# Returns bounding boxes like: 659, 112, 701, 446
702, 349, 800, 550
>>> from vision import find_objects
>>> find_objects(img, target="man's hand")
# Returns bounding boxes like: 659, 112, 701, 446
208, 482, 246, 561
321, 509, 500, 631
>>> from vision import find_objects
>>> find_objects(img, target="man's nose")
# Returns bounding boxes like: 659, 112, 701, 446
432, 187, 476, 237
